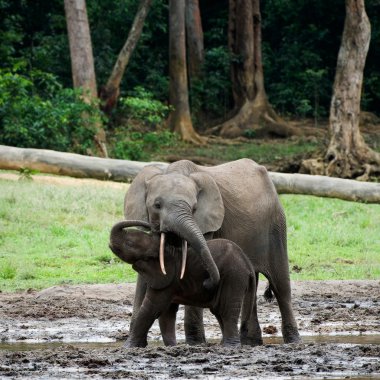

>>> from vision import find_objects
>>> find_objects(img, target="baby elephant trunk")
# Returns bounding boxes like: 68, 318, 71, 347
109, 220, 151, 260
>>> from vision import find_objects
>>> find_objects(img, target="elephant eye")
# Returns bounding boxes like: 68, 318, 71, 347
154, 201, 161, 209
192, 204, 197, 214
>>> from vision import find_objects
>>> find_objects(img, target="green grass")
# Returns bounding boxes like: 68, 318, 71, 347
0, 177, 134, 292
0, 175, 379, 292
282, 195, 380, 280
154, 138, 320, 165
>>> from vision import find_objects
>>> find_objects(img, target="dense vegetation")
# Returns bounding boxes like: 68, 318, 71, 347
0, 0, 379, 156
1, 175, 379, 292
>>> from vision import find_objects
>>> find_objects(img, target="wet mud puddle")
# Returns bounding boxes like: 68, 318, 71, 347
1, 334, 380, 351
1, 281, 379, 379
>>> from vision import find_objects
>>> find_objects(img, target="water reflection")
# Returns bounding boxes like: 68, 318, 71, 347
1, 334, 379, 351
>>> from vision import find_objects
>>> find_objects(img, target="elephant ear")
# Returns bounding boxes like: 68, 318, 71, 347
124, 165, 164, 220
133, 257, 176, 290
190, 172, 225, 234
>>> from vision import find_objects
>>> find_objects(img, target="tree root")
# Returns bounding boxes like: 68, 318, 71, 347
208, 100, 325, 139
301, 147, 380, 180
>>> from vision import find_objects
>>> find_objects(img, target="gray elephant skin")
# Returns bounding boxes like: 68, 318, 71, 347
109, 220, 258, 347
124, 158, 301, 344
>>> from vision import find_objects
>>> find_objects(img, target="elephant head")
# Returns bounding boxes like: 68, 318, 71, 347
109, 220, 181, 289
124, 163, 225, 289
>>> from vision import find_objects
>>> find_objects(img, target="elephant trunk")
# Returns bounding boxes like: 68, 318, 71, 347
109, 220, 151, 263
165, 209, 220, 289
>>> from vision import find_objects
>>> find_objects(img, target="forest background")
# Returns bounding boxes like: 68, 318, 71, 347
0, 0, 379, 171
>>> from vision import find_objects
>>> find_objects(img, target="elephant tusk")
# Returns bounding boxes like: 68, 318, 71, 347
159, 232, 167, 275
180, 240, 187, 279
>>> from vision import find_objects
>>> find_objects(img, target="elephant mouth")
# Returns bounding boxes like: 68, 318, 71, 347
150, 222, 160, 233
159, 232, 188, 280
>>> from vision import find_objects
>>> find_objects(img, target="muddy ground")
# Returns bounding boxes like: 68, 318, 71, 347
0, 280, 379, 379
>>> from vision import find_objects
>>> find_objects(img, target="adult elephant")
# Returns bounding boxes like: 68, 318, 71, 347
124, 159, 301, 344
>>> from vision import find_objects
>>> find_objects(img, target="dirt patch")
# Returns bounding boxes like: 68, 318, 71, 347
0, 172, 129, 190
1, 280, 379, 379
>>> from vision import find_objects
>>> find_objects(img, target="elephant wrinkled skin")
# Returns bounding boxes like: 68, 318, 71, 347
123, 159, 301, 344
109, 220, 259, 347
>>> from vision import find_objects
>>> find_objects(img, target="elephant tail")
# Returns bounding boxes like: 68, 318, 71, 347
263, 282, 275, 303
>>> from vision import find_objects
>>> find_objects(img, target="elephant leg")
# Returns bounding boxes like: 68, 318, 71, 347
240, 273, 262, 346
130, 274, 147, 333
264, 218, 301, 344
213, 304, 241, 347
266, 270, 301, 343
267, 254, 301, 343
126, 289, 172, 348
184, 306, 206, 345
159, 303, 179, 346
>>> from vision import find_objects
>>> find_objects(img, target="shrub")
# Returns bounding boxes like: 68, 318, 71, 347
0, 68, 103, 153
118, 86, 171, 126
112, 130, 178, 161
111, 87, 177, 161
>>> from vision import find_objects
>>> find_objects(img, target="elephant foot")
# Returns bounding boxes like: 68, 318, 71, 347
185, 336, 207, 345
282, 325, 302, 344
163, 338, 177, 347
222, 337, 241, 347
240, 324, 263, 346
185, 327, 206, 345
240, 336, 263, 346
124, 338, 147, 348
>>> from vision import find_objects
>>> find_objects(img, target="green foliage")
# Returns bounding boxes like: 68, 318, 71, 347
110, 86, 177, 161
112, 130, 178, 161
243, 129, 257, 139
119, 87, 171, 126
261, 0, 358, 118
18, 167, 39, 181
0, 69, 103, 153
1, 0, 379, 143
0, 0, 24, 68
189, 47, 231, 122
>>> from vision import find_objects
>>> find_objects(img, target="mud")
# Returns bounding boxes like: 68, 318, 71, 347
1, 280, 379, 379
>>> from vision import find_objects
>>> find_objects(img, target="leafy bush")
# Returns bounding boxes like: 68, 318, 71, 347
112, 130, 178, 161
189, 46, 231, 123
110, 87, 176, 161
118, 86, 171, 126
0, 68, 103, 153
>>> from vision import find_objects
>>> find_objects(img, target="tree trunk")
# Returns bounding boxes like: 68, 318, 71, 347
100, 0, 153, 114
324, 0, 380, 179
64, 0, 108, 157
185, 0, 204, 79
168, 0, 205, 145
1, 145, 380, 203
212, 0, 309, 139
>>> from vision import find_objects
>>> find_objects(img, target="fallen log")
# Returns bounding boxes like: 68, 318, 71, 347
0, 145, 167, 182
1, 145, 380, 203
269, 172, 380, 204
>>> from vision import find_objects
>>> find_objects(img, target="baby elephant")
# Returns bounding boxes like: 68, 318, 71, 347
109, 220, 260, 347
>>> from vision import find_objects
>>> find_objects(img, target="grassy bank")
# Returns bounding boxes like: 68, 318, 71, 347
155, 137, 320, 166
0, 174, 379, 292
